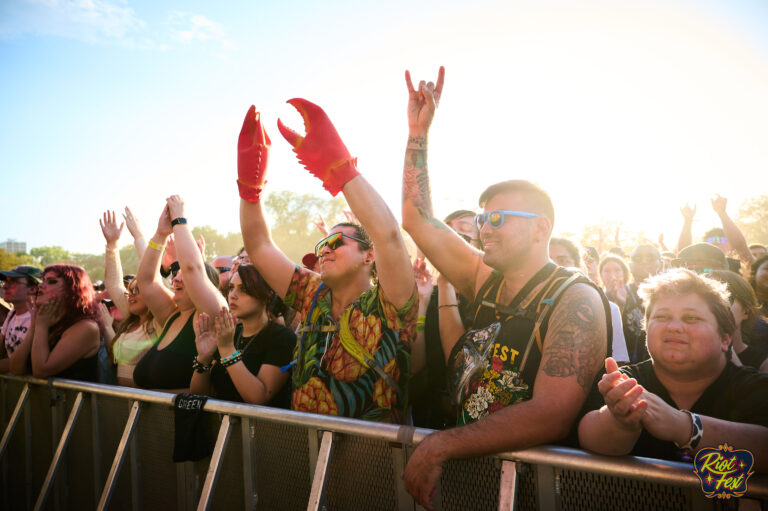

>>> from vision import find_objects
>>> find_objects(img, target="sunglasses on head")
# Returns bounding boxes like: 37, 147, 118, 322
475, 210, 540, 230
314, 232, 369, 257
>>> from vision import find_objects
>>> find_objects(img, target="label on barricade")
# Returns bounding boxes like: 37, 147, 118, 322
693, 443, 755, 499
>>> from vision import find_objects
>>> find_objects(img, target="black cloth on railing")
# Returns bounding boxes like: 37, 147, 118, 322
172, 393, 212, 462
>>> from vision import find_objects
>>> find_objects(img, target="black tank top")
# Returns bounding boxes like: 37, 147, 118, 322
466, 263, 611, 401
49, 320, 99, 382
133, 311, 196, 390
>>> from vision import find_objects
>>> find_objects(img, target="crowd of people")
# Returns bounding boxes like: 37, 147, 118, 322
1, 66, 767, 508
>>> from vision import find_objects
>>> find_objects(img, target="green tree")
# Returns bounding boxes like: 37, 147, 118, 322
0, 249, 37, 271
191, 225, 243, 259
29, 246, 73, 267
735, 195, 768, 245
264, 191, 348, 263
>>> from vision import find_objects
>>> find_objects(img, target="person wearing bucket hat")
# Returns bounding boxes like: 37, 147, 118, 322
673, 243, 727, 273
0, 266, 42, 373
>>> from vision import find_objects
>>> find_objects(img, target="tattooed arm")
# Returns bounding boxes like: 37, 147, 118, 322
404, 283, 607, 510
400, 67, 488, 300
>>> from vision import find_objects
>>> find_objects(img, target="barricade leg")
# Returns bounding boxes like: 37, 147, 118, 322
307, 431, 335, 511
91, 394, 102, 508
34, 391, 84, 511
97, 400, 142, 511
498, 460, 518, 511
197, 414, 234, 511
241, 418, 257, 510
390, 443, 414, 511
0, 384, 29, 460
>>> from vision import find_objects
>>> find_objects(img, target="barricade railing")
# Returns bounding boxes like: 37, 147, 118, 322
1, 373, 766, 511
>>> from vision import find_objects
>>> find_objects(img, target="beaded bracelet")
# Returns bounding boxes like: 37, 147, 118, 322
219, 350, 243, 368
192, 357, 212, 373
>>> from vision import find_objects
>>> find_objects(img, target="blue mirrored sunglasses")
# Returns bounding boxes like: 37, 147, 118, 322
474, 210, 540, 230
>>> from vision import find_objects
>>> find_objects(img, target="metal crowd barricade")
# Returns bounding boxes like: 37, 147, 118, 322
1, 374, 766, 511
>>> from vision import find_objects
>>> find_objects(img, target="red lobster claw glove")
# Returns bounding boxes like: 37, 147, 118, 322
237, 106, 271, 202
277, 98, 360, 197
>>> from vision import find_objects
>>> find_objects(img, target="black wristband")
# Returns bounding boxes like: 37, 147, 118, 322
171, 217, 187, 227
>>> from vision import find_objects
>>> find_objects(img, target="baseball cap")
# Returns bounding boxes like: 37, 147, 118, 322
0, 265, 43, 284
302, 253, 319, 269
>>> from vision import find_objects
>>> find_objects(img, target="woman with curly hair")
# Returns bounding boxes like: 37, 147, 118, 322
9, 264, 101, 381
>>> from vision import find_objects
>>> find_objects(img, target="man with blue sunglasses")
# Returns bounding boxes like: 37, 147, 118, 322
400, 66, 611, 510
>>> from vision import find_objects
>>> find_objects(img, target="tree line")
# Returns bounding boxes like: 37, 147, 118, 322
1, 192, 766, 282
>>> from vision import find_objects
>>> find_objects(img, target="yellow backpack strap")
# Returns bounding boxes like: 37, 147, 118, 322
338, 308, 402, 397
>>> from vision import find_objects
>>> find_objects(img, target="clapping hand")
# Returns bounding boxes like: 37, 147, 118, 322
597, 358, 646, 431
194, 313, 218, 363
214, 307, 236, 351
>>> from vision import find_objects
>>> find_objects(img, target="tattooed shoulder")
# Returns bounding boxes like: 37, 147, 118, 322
540, 283, 607, 392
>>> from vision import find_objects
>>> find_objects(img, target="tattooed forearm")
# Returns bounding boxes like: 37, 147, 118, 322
403, 135, 434, 219
541, 284, 607, 393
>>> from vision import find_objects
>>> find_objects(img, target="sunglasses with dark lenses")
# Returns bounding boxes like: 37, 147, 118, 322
169, 261, 180, 277
314, 232, 369, 257
216, 267, 231, 274
474, 210, 540, 230
125, 285, 140, 296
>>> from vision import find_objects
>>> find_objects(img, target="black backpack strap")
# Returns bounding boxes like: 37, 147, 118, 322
518, 272, 582, 373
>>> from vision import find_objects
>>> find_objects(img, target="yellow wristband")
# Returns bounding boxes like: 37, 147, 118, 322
148, 239, 165, 251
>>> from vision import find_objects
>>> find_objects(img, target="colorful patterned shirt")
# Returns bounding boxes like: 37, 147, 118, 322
283, 266, 417, 423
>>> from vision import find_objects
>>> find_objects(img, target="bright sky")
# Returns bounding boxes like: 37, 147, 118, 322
1, 0, 767, 255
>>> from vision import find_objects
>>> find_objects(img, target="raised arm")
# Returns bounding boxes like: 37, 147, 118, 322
100, 210, 130, 318
136, 206, 177, 326
238, 106, 296, 299
123, 206, 147, 260
411, 257, 434, 373
166, 196, 226, 316
436, 274, 465, 364
400, 67, 487, 299
277, 97, 417, 306
404, 282, 607, 509
677, 203, 695, 253
711, 194, 755, 265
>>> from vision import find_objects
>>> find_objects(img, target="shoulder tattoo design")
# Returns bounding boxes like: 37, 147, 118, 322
541, 285, 607, 393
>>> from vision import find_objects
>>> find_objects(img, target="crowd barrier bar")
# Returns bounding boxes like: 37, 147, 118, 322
1, 373, 766, 511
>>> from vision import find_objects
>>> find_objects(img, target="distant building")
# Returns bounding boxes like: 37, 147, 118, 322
0, 239, 27, 254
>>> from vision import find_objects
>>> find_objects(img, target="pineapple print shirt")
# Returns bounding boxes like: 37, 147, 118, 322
284, 266, 418, 422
